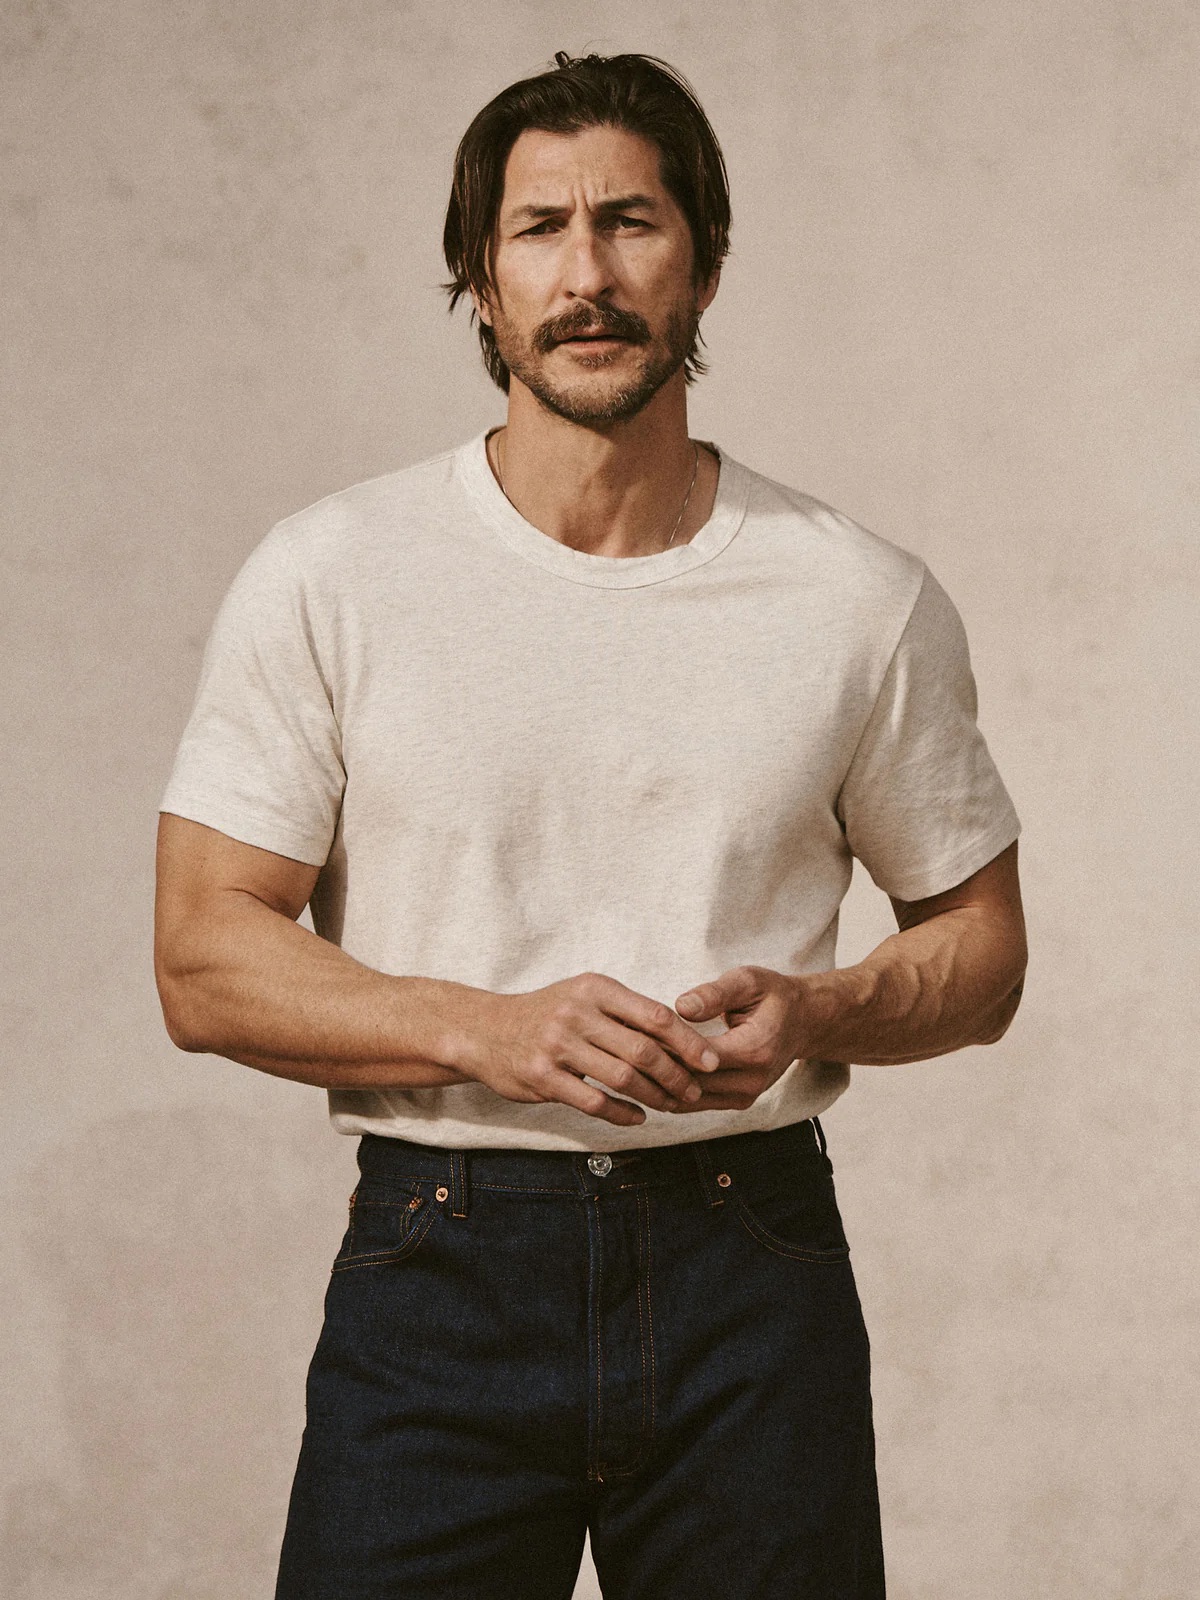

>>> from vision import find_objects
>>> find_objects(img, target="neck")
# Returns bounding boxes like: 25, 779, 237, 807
487, 380, 715, 558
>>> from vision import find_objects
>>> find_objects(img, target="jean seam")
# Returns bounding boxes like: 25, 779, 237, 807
476, 1181, 583, 1194
732, 1194, 851, 1262
591, 1189, 658, 1485
639, 1185, 656, 1455
331, 1204, 436, 1272
589, 1194, 604, 1484
618, 1189, 654, 1477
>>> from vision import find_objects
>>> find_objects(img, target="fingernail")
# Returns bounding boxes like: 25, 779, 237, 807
701, 1049, 720, 1070
685, 1082, 703, 1102
677, 995, 701, 1017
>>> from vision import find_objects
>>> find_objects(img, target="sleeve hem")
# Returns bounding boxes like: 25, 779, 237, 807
158, 799, 331, 868
866, 816, 1021, 904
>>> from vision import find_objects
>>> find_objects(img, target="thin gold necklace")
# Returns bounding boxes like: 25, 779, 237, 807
494, 432, 700, 553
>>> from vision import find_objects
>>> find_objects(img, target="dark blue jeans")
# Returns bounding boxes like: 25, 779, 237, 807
275, 1118, 885, 1598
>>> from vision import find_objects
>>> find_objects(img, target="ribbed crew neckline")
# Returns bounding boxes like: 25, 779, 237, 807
455, 428, 751, 589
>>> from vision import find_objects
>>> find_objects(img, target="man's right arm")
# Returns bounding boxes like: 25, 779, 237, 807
154, 814, 718, 1128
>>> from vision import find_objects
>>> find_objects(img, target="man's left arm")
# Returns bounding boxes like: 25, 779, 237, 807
673, 840, 1026, 1110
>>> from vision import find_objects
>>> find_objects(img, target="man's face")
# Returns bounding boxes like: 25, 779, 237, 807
474, 124, 719, 426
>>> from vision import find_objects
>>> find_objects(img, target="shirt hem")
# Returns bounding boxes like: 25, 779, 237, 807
326, 1059, 851, 1152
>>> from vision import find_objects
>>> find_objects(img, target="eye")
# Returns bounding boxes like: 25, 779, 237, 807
519, 215, 649, 237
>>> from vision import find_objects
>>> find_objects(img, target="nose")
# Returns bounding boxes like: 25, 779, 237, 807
561, 221, 614, 303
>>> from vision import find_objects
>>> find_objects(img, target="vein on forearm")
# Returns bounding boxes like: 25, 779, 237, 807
801, 904, 1026, 1066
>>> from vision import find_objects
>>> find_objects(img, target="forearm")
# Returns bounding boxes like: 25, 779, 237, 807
157, 890, 485, 1089
794, 904, 1027, 1066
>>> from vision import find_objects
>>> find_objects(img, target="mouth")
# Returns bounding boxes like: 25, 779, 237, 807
559, 333, 630, 348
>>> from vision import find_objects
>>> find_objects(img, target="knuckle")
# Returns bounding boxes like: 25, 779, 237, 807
536, 1027, 565, 1062
629, 1035, 655, 1068
527, 1054, 557, 1089
613, 1063, 638, 1091
543, 1004, 580, 1049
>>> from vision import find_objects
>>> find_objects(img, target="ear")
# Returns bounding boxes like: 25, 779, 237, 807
697, 264, 721, 316
471, 284, 494, 328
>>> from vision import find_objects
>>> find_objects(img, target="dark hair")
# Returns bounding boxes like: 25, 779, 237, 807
442, 51, 732, 393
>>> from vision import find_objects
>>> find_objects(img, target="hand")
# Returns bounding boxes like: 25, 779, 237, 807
672, 965, 805, 1112
463, 973, 724, 1128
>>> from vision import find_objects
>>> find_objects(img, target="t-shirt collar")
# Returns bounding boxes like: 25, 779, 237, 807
455, 428, 750, 589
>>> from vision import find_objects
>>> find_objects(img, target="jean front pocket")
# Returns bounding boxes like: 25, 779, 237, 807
727, 1153, 852, 1263
332, 1178, 438, 1272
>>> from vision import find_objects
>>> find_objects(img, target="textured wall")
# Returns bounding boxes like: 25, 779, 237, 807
3, 2, 1197, 1596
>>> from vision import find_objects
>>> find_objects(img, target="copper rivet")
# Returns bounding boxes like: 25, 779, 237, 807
435, 1186, 449, 1202
717, 1172, 732, 1187
408, 1197, 421, 1209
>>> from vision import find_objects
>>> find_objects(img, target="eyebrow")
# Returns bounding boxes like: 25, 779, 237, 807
504, 193, 661, 225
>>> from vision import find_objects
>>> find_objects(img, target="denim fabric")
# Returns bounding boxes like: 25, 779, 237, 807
275, 1118, 885, 1599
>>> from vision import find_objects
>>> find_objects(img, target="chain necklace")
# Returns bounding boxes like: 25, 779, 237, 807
495, 431, 700, 553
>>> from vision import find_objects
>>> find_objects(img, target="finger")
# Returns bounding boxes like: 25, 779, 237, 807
683, 1067, 768, 1096
695, 1023, 775, 1070
675, 967, 758, 1024
587, 1019, 706, 1103
612, 990, 723, 1073
668, 1090, 758, 1113
545, 1065, 648, 1127
662, 1064, 772, 1111
586, 976, 722, 1074
573, 1040, 702, 1112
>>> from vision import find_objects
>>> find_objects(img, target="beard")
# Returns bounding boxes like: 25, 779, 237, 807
489, 296, 701, 426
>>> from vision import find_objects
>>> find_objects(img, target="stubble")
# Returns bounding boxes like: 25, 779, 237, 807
490, 298, 701, 426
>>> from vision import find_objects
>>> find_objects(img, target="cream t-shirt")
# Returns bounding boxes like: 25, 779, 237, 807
161, 430, 1020, 1151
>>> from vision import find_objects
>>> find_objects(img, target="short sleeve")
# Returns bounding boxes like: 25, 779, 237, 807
837, 566, 1020, 902
159, 529, 345, 866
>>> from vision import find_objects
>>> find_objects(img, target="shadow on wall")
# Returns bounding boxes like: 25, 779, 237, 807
4, 1104, 352, 1600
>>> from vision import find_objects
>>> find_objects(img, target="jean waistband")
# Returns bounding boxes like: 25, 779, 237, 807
356, 1117, 829, 1213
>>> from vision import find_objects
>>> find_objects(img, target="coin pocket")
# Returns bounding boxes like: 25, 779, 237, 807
332, 1179, 437, 1272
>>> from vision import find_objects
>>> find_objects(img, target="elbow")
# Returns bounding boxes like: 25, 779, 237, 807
976, 970, 1026, 1047
158, 989, 206, 1054
163, 1013, 207, 1054
977, 913, 1028, 1047
154, 961, 214, 1054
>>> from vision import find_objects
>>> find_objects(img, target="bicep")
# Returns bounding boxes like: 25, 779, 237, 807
889, 838, 1025, 944
155, 813, 321, 936
154, 815, 325, 1050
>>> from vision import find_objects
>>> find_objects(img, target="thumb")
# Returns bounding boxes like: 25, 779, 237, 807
676, 967, 757, 1022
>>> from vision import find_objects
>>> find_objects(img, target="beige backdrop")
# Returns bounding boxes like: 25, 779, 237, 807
3, 2, 1197, 1597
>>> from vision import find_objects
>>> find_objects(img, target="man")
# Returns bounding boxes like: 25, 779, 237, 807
155, 50, 1026, 1600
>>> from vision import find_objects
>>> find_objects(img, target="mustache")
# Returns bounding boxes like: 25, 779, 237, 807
534, 306, 651, 352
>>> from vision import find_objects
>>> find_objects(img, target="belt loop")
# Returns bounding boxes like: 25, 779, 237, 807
690, 1139, 726, 1208
811, 1116, 827, 1157
450, 1149, 470, 1218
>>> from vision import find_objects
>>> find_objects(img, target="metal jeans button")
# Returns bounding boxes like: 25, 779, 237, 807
587, 1153, 613, 1177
